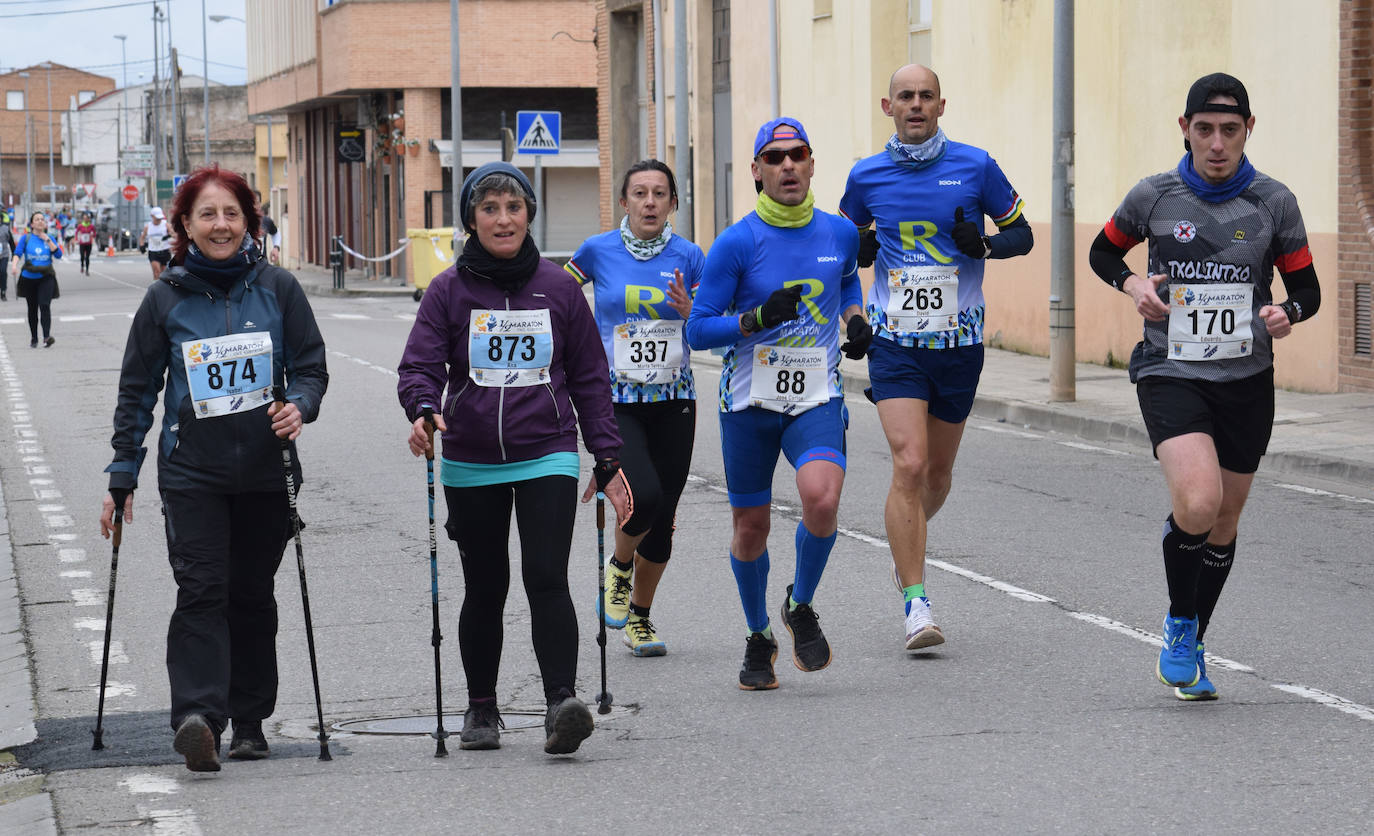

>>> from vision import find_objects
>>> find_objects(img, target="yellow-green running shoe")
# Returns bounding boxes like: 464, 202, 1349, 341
623, 614, 667, 657
596, 560, 633, 627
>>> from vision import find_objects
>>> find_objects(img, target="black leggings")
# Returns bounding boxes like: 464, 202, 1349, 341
614, 400, 696, 563
443, 475, 577, 703
79, 243, 92, 271
22, 276, 55, 342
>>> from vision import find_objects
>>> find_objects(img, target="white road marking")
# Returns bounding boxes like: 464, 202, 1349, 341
121, 774, 180, 795
1057, 440, 1131, 456
95, 681, 136, 697
1271, 684, 1374, 722
58, 315, 96, 322
330, 313, 371, 320
975, 424, 1043, 439
89, 639, 128, 665
38, 504, 66, 512
1273, 483, 1374, 506
140, 806, 203, 835
74, 618, 106, 632
60, 570, 92, 579
59, 548, 86, 563
328, 348, 398, 379
71, 589, 105, 607
45, 514, 74, 528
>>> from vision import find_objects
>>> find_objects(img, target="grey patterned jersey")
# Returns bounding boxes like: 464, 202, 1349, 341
1105, 168, 1311, 383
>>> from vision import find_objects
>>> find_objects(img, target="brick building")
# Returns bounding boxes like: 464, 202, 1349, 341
1338, 0, 1374, 391
244, 0, 600, 283
1, 63, 115, 214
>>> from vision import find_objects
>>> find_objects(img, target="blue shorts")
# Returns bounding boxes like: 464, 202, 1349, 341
866, 338, 985, 424
719, 398, 848, 507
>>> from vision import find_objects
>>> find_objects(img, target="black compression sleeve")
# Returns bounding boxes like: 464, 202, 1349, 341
1276, 263, 1321, 324
1089, 229, 1135, 290
987, 215, 1033, 258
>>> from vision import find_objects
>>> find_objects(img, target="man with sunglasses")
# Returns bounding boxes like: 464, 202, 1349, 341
1089, 73, 1319, 700
686, 117, 864, 691
839, 64, 1034, 652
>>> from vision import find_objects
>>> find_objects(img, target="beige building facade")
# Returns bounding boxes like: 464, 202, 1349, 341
244, 0, 601, 283
599, 0, 1365, 393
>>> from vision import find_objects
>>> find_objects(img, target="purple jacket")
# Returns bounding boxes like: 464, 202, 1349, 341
397, 258, 621, 464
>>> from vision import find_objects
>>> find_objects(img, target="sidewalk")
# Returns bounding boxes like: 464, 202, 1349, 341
289, 262, 1374, 486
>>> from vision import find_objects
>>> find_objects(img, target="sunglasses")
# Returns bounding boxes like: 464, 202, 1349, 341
756, 145, 812, 166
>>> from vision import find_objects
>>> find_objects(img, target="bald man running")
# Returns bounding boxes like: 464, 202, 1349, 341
839, 64, 1035, 651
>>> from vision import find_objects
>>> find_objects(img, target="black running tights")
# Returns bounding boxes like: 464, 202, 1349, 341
444, 475, 578, 704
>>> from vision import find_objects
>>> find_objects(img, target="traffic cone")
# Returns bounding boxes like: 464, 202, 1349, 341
106, 236, 116, 257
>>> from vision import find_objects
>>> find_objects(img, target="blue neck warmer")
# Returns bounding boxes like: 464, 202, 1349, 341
183, 234, 263, 291
886, 129, 948, 171
1177, 153, 1255, 203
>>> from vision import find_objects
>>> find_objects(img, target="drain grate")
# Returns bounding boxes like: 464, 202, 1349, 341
333, 712, 545, 735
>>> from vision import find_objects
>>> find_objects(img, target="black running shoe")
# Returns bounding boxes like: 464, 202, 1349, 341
459, 701, 504, 751
227, 719, 269, 761
738, 631, 779, 690
173, 714, 221, 772
544, 693, 594, 755
780, 583, 832, 672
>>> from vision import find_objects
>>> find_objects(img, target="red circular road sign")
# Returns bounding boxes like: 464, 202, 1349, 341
122, 184, 140, 202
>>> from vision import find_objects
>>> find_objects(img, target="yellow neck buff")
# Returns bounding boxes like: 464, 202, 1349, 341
755, 189, 815, 228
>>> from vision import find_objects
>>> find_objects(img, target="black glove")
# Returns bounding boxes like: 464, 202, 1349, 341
756, 285, 804, 329
138, 243, 147, 253
592, 458, 622, 492
109, 487, 131, 516
841, 315, 874, 360
857, 227, 879, 268
951, 207, 988, 259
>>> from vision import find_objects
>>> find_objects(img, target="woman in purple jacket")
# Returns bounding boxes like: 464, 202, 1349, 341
398, 162, 631, 756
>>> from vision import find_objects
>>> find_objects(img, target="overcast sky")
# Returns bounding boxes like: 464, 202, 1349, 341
2, 0, 248, 87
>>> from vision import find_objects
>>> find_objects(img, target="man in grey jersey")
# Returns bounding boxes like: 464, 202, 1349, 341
1089, 72, 1321, 701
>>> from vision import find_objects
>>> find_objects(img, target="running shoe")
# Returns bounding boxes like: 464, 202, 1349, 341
227, 719, 269, 760
1174, 642, 1218, 701
623, 614, 667, 657
1157, 614, 1201, 687
738, 631, 779, 690
596, 560, 633, 628
459, 701, 504, 750
173, 713, 221, 773
779, 584, 832, 672
904, 596, 945, 650
543, 694, 593, 755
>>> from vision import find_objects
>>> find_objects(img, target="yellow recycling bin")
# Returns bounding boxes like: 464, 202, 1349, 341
406, 227, 459, 301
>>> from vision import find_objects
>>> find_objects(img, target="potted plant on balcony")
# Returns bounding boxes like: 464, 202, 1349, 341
406, 138, 421, 157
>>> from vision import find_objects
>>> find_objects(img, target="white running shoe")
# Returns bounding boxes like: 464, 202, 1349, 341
904, 597, 945, 650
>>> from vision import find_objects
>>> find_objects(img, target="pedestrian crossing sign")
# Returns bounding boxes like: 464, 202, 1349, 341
515, 111, 561, 155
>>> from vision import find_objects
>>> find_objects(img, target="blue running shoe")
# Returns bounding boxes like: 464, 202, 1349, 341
1175, 642, 1218, 701
1157, 614, 1200, 687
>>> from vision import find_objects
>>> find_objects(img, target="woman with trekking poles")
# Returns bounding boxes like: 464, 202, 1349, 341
397, 161, 631, 755
564, 159, 701, 657
98, 164, 329, 773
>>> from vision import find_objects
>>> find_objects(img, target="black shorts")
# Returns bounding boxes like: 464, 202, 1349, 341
149, 249, 171, 265
1136, 368, 1274, 474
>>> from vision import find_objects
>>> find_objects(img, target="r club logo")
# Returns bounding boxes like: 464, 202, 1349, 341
1233, 230, 1246, 241
1173, 220, 1197, 243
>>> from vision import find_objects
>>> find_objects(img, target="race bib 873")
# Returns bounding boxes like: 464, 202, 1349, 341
468, 309, 554, 387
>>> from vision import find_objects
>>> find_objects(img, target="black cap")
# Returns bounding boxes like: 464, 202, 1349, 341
1184, 72, 1251, 120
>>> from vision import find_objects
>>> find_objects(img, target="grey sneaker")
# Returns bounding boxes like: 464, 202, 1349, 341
173, 714, 221, 772
543, 694, 593, 755
227, 719, 269, 760
459, 701, 504, 750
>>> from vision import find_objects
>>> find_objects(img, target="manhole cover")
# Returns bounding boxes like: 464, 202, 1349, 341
333, 713, 545, 735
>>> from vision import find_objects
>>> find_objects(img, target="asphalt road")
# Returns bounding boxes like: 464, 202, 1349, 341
1, 256, 1371, 834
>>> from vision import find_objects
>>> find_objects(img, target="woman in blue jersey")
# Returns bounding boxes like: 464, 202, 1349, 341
565, 160, 702, 657
8, 212, 63, 347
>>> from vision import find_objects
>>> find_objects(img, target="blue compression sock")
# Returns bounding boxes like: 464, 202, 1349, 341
790, 522, 837, 607
730, 550, 771, 633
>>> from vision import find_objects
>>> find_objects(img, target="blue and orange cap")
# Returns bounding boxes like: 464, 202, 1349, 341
753, 117, 811, 158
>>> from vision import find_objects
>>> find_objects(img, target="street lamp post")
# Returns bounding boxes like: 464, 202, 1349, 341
20, 72, 32, 216
201, 0, 210, 164
45, 64, 56, 202
114, 35, 129, 162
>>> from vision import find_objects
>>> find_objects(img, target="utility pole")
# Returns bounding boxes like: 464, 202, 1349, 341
450, 0, 463, 231
673, 0, 692, 239
171, 47, 183, 178
1048, 0, 1076, 401
152, 1, 162, 206
201, 0, 210, 165
45, 64, 56, 199
20, 72, 32, 217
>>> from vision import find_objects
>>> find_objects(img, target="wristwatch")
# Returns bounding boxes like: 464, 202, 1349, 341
740, 308, 760, 334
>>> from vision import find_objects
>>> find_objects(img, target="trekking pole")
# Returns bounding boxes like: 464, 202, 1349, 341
273, 387, 332, 762
91, 496, 124, 751
422, 406, 449, 756
594, 492, 613, 715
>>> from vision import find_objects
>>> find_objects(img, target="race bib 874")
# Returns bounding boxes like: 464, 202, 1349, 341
182, 333, 274, 418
